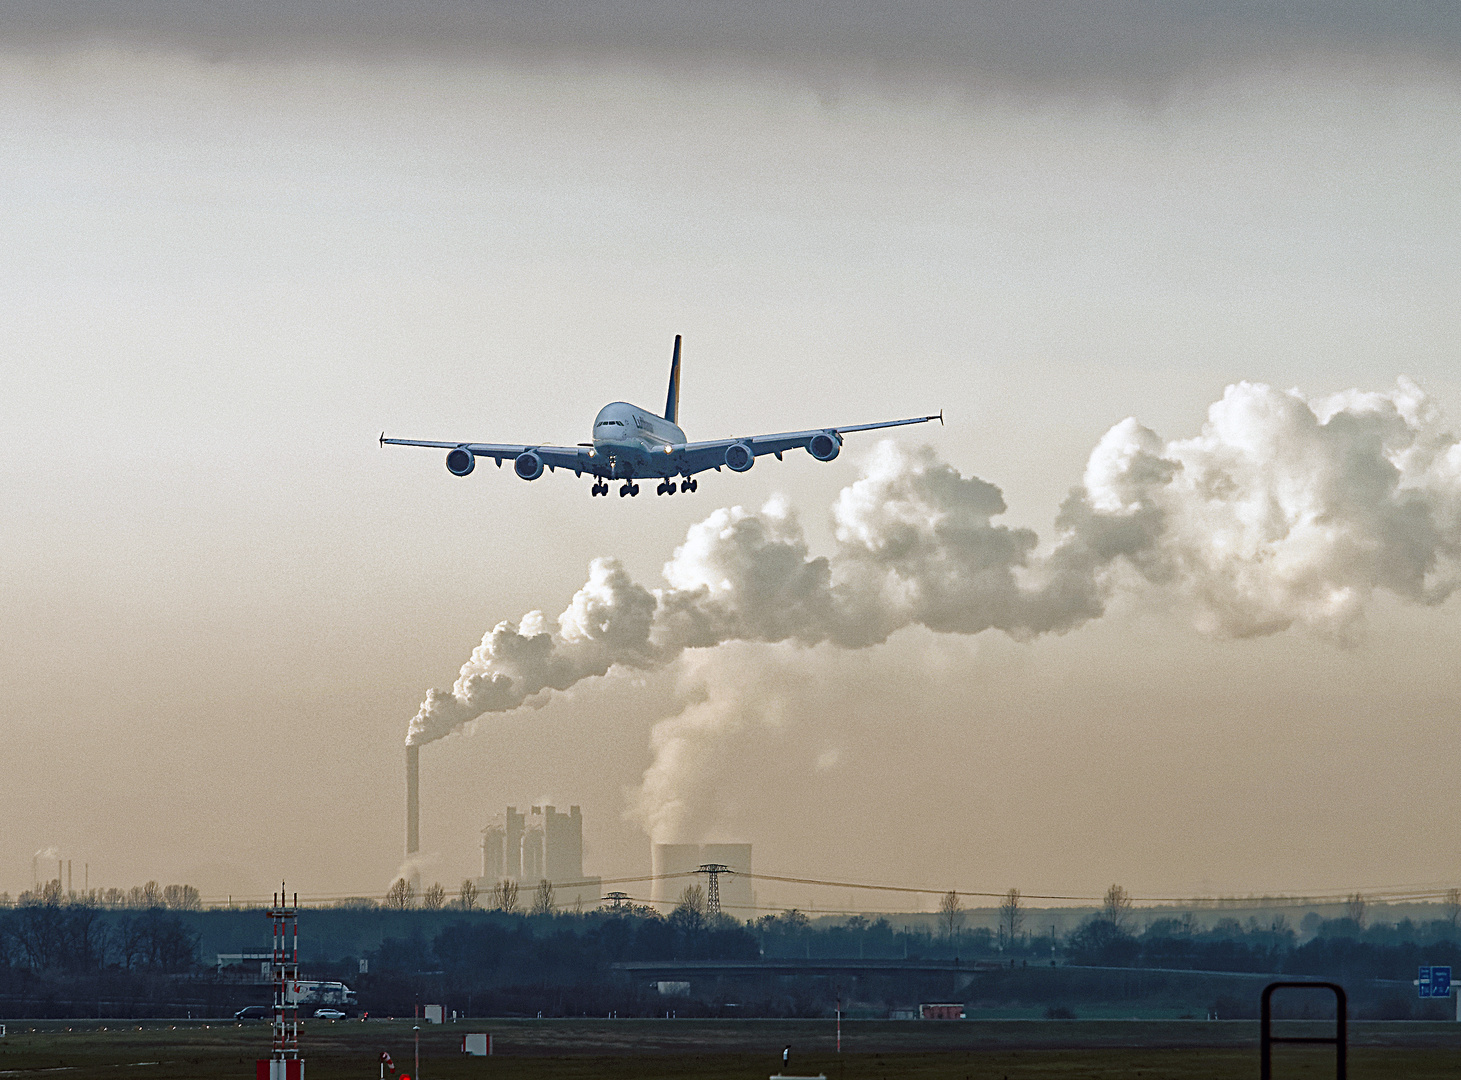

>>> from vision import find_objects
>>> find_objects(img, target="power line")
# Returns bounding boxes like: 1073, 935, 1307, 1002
180, 871, 1461, 911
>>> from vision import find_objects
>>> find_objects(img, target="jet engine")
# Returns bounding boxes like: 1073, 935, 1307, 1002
725, 442, 754, 472
514, 450, 545, 481
807, 432, 841, 461
445, 447, 475, 476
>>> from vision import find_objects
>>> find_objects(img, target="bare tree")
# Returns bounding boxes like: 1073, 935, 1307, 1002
491, 879, 519, 913
422, 882, 446, 910
530, 878, 555, 916
937, 891, 964, 945
1445, 888, 1460, 930
671, 885, 706, 935
998, 888, 1024, 948
162, 884, 201, 911
1102, 884, 1132, 931
678, 884, 706, 916
384, 878, 414, 910
457, 879, 479, 911
1344, 892, 1367, 928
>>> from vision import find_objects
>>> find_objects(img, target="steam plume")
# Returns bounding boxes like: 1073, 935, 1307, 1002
407, 378, 1461, 749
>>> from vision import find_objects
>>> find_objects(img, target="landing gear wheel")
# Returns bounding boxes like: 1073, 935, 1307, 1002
689, 479, 698, 492
679, 479, 689, 492
619, 484, 629, 497
630, 484, 640, 496
657, 482, 668, 495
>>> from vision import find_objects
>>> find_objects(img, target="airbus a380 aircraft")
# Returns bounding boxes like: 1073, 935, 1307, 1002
382, 336, 941, 497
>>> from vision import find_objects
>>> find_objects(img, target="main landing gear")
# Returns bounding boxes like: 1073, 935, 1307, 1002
591, 479, 694, 498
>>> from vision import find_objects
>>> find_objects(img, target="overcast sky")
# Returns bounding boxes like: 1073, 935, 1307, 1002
2, 3, 1459, 910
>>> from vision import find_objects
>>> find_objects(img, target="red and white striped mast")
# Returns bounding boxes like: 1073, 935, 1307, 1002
264, 883, 303, 1079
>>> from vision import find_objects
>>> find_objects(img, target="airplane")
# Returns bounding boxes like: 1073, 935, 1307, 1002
382, 336, 941, 498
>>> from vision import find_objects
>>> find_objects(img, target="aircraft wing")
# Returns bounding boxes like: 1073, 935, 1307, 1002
673, 412, 942, 477
380, 436, 606, 477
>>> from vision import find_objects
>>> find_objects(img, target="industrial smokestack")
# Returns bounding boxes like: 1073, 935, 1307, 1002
406, 744, 420, 856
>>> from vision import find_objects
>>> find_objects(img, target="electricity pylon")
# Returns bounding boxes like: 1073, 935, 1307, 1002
695, 863, 732, 917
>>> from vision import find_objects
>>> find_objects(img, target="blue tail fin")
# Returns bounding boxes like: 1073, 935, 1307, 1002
664, 335, 682, 424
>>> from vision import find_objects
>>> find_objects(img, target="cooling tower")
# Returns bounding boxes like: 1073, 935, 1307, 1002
406, 744, 420, 856
651, 843, 704, 906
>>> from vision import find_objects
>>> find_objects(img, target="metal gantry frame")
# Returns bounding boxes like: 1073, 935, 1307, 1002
1260, 981, 1347, 1080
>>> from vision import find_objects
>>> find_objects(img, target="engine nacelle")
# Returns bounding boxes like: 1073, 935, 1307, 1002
807, 432, 841, 462
514, 450, 545, 481
445, 447, 475, 476
725, 442, 754, 472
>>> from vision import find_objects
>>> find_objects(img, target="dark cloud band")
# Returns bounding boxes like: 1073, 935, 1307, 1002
8, 2, 1460, 94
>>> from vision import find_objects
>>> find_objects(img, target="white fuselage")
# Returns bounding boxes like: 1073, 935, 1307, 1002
591, 402, 686, 479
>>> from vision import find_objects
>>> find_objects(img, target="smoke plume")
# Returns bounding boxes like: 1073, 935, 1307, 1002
407, 378, 1461, 752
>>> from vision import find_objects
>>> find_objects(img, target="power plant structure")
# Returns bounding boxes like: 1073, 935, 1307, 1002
405, 745, 420, 858
478, 804, 602, 910
405, 748, 602, 909
652, 843, 753, 916
404, 749, 748, 916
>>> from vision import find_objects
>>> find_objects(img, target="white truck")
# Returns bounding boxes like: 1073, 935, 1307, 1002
284, 980, 358, 1015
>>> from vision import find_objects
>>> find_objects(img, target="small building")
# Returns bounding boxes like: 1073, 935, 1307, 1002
462, 1033, 491, 1056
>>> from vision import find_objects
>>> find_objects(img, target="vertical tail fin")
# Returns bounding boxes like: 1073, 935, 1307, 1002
664, 334, 682, 424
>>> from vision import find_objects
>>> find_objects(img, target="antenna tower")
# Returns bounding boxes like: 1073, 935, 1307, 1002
263, 884, 304, 1080
695, 863, 732, 918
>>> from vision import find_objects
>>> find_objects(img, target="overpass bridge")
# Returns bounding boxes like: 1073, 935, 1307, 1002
612, 958, 1005, 978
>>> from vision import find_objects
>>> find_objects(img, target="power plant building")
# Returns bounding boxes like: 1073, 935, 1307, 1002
480, 805, 600, 910
652, 842, 753, 916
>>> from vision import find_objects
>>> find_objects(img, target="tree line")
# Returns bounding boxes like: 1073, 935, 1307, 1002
0, 903, 201, 974
2, 879, 202, 911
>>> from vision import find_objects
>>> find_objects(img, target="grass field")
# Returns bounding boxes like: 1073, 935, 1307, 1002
2, 1018, 1458, 1079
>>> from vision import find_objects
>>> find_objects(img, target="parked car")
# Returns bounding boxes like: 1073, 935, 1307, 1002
234, 1006, 271, 1021
313, 1009, 347, 1020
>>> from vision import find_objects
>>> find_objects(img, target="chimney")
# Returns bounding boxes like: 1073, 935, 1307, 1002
406, 744, 420, 856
